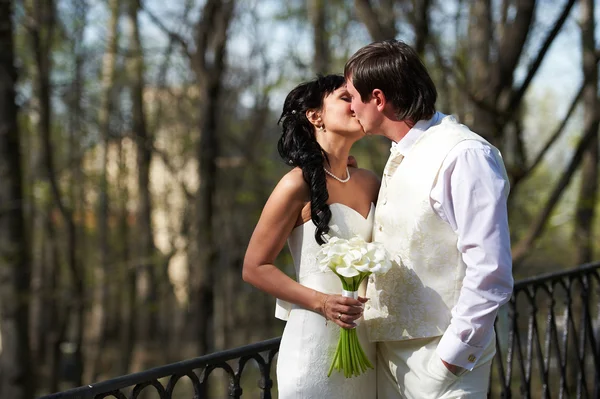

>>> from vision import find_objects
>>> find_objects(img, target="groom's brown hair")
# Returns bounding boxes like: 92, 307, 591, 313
344, 39, 437, 123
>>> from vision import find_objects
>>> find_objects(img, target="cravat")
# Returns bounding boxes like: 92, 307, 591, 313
383, 146, 404, 186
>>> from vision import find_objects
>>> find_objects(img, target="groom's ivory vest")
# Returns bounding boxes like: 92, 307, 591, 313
364, 115, 506, 341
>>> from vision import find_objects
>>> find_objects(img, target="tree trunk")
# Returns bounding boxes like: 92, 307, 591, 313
309, 0, 329, 75
65, 0, 87, 389
125, 0, 158, 373
467, 0, 496, 142
29, 0, 85, 389
87, 0, 119, 382
67, 17, 86, 393
566, 4, 599, 392
572, 0, 599, 266
0, 0, 34, 397
29, 194, 46, 379
354, 0, 397, 41
462, 0, 578, 258
465, 0, 574, 152
188, 0, 235, 361
43, 214, 66, 393
411, 0, 431, 56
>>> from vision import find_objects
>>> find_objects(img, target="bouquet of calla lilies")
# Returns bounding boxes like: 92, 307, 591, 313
317, 235, 392, 378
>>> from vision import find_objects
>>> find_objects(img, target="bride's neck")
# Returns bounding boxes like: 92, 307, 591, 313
320, 139, 353, 177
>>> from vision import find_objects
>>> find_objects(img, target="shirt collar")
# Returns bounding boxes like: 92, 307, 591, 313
391, 112, 445, 156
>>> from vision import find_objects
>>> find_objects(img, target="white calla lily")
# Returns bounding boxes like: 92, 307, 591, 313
315, 234, 393, 379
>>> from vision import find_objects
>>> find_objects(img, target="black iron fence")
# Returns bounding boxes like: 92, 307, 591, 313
40, 263, 600, 399
492, 262, 599, 398
38, 338, 281, 399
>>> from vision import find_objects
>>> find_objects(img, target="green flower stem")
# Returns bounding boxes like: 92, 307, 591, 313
326, 271, 376, 378
349, 330, 357, 376
327, 332, 341, 376
342, 331, 347, 376
344, 330, 350, 377
348, 333, 353, 377
352, 330, 360, 374
356, 331, 364, 374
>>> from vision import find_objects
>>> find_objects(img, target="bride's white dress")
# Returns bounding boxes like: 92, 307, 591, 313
275, 203, 377, 399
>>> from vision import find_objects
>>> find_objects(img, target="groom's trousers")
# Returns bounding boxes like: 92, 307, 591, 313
376, 332, 496, 398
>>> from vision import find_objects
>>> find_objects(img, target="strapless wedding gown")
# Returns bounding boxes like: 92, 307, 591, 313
275, 203, 377, 399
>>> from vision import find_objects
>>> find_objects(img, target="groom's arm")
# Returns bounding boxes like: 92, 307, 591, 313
431, 141, 513, 372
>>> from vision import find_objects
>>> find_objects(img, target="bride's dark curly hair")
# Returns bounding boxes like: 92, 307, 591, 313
277, 74, 345, 245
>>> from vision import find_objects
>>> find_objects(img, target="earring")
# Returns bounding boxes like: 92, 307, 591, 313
318, 125, 325, 132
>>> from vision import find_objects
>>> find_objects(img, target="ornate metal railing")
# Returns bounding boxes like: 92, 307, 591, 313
40, 263, 600, 399
491, 262, 600, 398
38, 338, 280, 399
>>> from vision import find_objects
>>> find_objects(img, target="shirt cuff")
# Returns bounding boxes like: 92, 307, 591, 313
436, 331, 489, 371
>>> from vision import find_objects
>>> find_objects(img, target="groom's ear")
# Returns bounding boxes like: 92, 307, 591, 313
371, 89, 387, 112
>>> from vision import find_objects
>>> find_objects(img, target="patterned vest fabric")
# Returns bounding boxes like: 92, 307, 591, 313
364, 115, 506, 342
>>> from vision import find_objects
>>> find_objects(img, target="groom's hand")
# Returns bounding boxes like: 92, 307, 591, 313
441, 359, 466, 376
347, 155, 358, 168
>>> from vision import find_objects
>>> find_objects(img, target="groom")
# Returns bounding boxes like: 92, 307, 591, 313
345, 40, 513, 398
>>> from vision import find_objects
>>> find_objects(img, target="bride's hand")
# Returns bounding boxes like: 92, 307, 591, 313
321, 294, 368, 329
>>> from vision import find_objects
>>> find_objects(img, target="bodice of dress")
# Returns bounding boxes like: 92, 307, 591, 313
275, 202, 375, 320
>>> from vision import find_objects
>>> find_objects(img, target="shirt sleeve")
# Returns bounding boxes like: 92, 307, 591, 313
431, 140, 514, 370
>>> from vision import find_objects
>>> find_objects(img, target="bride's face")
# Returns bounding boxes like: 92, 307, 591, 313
319, 86, 365, 139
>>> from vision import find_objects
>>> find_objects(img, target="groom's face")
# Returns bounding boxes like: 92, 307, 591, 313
346, 78, 379, 136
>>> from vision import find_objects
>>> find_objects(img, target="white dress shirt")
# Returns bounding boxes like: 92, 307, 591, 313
393, 113, 514, 368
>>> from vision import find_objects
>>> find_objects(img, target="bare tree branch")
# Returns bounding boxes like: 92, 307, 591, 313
505, 0, 577, 116
512, 113, 600, 266
430, 40, 498, 114
511, 117, 528, 182
512, 47, 600, 189
150, 143, 193, 200
140, 1, 193, 60
512, 83, 584, 190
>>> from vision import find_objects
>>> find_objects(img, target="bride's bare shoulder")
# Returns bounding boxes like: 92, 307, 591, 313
273, 167, 310, 203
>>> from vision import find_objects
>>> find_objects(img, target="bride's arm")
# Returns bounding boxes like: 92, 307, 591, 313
242, 170, 363, 328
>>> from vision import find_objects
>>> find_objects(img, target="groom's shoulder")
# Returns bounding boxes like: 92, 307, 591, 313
352, 167, 380, 182
352, 168, 381, 197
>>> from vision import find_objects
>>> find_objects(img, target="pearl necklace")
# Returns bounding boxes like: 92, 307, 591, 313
324, 166, 350, 183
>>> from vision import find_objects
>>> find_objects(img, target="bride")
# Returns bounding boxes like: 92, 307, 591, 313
243, 74, 379, 398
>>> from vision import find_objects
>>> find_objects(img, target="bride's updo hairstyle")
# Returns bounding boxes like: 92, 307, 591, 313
277, 74, 345, 245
